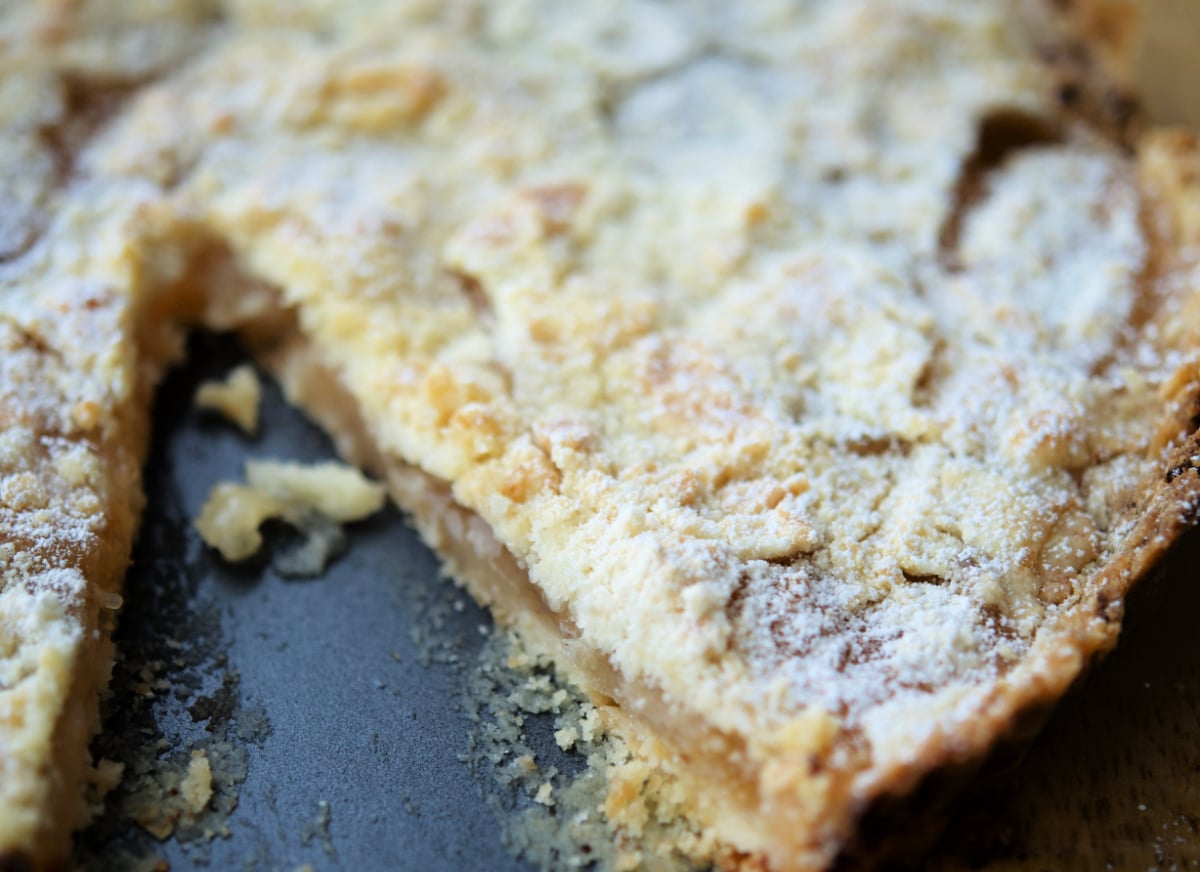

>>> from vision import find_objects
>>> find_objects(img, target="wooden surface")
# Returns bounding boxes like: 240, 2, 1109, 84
925, 532, 1200, 870
1137, 0, 1200, 129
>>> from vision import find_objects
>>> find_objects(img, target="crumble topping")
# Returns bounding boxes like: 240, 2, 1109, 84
107, 0, 1171, 757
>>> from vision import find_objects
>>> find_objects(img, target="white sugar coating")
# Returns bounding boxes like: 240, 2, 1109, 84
75, 0, 1183, 802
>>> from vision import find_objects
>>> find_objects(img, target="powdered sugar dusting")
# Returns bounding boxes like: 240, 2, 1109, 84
66, 0, 1177, 794
0, 1, 1195, 867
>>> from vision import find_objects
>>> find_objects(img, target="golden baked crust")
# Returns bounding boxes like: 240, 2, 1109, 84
0, 4, 219, 864
3, 1, 1200, 869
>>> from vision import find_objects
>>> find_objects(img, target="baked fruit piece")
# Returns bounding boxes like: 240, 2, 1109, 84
4, 1, 1200, 869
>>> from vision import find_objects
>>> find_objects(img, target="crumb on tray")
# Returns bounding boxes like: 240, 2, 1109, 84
194, 364, 262, 435
194, 459, 386, 575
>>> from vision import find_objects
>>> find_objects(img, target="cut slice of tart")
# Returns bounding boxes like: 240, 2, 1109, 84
5, 1, 1200, 870
0, 4, 218, 865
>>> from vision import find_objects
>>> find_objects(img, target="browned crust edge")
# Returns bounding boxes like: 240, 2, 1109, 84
821, 129, 1200, 869
811, 8, 1200, 861
829, 413, 1200, 871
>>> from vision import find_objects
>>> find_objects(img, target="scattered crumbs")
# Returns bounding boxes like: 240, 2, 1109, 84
194, 364, 262, 435
462, 630, 708, 872
554, 727, 579, 751
299, 800, 337, 861
407, 584, 471, 668
180, 750, 213, 815
245, 460, 385, 523
77, 583, 268, 870
89, 758, 125, 799
273, 513, 346, 578
192, 482, 285, 562
233, 705, 272, 744
123, 735, 246, 843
